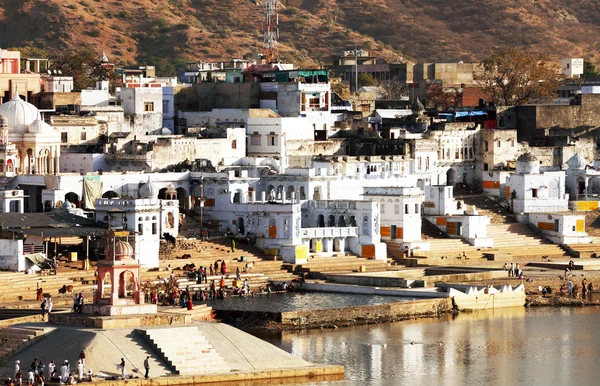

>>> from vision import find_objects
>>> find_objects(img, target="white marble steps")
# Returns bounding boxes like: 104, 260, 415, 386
142, 327, 230, 375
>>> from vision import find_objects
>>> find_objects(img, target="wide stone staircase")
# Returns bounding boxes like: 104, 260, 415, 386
0, 259, 98, 304
418, 219, 489, 261
287, 255, 389, 279
460, 195, 568, 260
0, 326, 54, 361
140, 326, 230, 375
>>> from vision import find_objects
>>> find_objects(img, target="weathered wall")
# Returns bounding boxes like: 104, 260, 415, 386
190, 83, 260, 111
0, 239, 23, 271
279, 299, 453, 328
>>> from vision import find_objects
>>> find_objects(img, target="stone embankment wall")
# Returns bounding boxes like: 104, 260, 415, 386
217, 299, 454, 331
279, 299, 453, 328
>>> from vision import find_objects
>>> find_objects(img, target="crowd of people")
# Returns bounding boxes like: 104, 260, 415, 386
6, 351, 91, 386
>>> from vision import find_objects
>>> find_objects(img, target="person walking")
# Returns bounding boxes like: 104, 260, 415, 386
47, 295, 53, 315
79, 350, 86, 365
14, 360, 21, 380
143, 356, 150, 379
77, 360, 84, 382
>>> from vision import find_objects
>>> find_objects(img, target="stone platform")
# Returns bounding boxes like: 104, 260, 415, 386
528, 260, 600, 271
83, 303, 158, 316
49, 310, 191, 329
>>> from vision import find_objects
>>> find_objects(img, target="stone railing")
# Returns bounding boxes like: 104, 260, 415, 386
301, 227, 358, 238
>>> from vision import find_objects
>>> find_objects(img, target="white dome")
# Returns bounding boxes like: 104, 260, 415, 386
161, 128, 172, 135
140, 176, 159, 199
516, 152, 539, 174
0, 94, 41, 134
28, 119, 55, 134
567, 153, 588, 170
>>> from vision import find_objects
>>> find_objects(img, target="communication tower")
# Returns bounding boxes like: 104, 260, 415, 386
263, 0, 280, 63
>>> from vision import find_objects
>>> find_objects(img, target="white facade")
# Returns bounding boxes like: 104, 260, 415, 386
529, 213, 591, 244
0, 189, 25, 212
507, 157, 568, 214
59, 152, 109, 174
162, 86, 175, 131
120, 88, 163, 135
43, 76, 74, 93
95, 196, 179, 268
363, 186, 423, 242
561, 58, 584, 78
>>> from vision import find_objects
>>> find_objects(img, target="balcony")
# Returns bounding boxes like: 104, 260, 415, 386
301, 227, 358, 238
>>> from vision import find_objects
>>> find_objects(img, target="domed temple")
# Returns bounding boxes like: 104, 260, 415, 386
87, 230, 157, 316
0, 94, 61, 175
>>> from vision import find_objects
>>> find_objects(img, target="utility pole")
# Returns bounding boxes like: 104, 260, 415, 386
355, 44, 358, 93
199, 177, 205, 235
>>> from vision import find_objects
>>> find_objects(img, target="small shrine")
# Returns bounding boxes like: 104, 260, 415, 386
84, 229, 157, 316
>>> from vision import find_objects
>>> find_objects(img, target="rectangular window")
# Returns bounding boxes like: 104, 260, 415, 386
405, 204, 409, 214
483, 163, 489, 171
250, 135, 261, 146
415, 203, 419, 214
61, 132, 68, 143
80, 132, 87, 141
162, 100, 169, 113
138, 223, 143, 235
532, 188, 538, 198
268, 136, 276, 146
152, 223, 157, 235
232, 140, 237, 149
144, 102, 154, 112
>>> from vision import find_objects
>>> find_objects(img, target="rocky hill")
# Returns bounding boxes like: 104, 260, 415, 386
1, 0, 599, 73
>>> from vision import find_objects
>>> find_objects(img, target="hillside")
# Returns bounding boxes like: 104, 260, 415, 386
1, 0, 600, 72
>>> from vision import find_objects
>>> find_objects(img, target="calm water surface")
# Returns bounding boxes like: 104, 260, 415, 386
263, 307, 600, 386
209, 292, 416, 312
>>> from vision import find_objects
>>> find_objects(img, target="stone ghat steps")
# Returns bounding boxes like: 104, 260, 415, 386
0, 326, 52, 361
458, 195, 516, 224
563, 243, 600, 258
141, 327, 229, 375
289, 256, 389, 278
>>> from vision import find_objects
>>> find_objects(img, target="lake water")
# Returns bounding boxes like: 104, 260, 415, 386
263, 306, 600, 385
208, 292, 416, 312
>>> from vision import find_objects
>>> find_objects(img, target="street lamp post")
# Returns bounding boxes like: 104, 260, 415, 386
199, 179, 205, 235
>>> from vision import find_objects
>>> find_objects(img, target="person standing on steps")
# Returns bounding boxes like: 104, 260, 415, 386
144, 356, 150, 379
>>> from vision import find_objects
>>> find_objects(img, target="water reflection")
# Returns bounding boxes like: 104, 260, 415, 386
265, 307, 600, 385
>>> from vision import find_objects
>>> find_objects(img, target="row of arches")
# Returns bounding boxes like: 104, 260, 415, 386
316, 214, 357, 228
266, 185, 308, 200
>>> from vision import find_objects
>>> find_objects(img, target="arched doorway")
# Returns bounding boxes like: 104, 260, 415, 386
446, 168, 457, 187
237, 217, 245, 234
277, 185, 284, 200
338, 216, 346, 227
349, 216, 357, 227
286, 185, 295, 200
158, 188, 167, 200
65, 192, 80, 208
176, 187, 187, 212
100, 272, 112, 300
118, 270, 138, 299
317, 214, 325, 227
102, 191, 119, 199
328, 215, 335, 227
267, 185, 275, 200
299, 186, 306, 200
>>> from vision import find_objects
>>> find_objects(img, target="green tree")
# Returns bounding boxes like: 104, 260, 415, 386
49, 48, 121, 91
583, 61, 600, 79
475, 47, 562, 106
357, 73, 377, 88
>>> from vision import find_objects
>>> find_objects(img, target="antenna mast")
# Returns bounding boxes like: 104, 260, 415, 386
263, 0, 280, 63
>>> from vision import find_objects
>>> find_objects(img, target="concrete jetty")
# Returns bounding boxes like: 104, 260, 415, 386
0, 322, 343, 384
